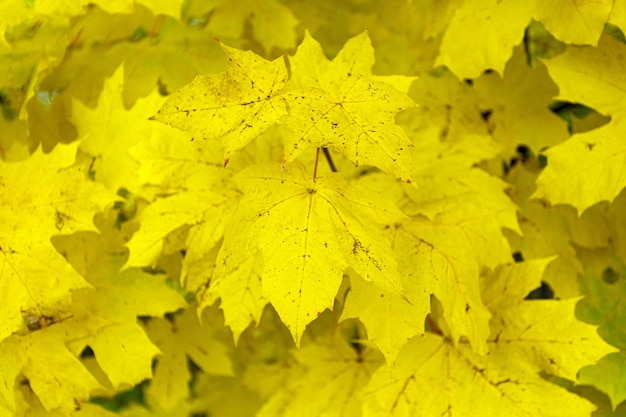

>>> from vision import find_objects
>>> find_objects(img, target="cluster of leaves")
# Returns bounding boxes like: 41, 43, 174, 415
1, 0, 626, 416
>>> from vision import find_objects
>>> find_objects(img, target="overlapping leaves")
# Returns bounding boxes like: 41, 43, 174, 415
1, 2, 624, 417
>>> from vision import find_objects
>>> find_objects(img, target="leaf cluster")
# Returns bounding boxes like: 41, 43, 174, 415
1, 1, 626, 417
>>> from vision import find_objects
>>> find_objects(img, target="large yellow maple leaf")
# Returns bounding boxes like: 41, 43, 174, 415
0, 143, 114, 343
281, 31, 416, 182
213, 162, 407, 343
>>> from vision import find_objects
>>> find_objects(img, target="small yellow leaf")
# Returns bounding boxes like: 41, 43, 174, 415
201, 250, 266, 341
145, 307, 233, 411
154, 41, 288, 163
282, 31, 416, 182
72, 65, 167, 192
436, 0, 532, 78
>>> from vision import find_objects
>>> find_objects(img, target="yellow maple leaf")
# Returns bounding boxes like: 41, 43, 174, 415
504, 165, 583, 298
480, 257, 555, 320
535, 117, 626, 214
154, 41, 288, 165
406, 169, 520, 269
473, 45, 570, 157
66, 267, 186, 388
215, 162, 407, 343
73, 65, 168, 192
341, 269, 427, 367
126, 129, 240, 272
10, 220, 186, 412
0, 143, 114, 343
281, 31, 416, 182
117, 6, 226, 108
404, 70, 494, 154
197, 0, 300, 54
257, 326, 384, 417
396, 217, 492, 355
534, 34, 626, 212
543, 34, 625, 117
436, 0, 533, 79
0, 326, 102, 415
436, 0, 612, 79
200, 250, 266, 341
364, 299, 614, 416
144, 306, 233, 411
345, 169, 517, 357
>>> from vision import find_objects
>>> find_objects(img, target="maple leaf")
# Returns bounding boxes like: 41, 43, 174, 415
0, 326, 103, 415
37, 5, 224, 112
72, 65, 169, 191
578, 351, 626, 410
436, 0, 532, 79
281, 31, 416, 182
257, 326, 384, 417
50, 228, 187, 393
503, 165, 583, 298
473, 45, 569, 157
576, 265, 626, 350
200, 250, 266, 341
364, 260, 614, 417
394, 217, 492, 355
214, 162, 407, 343
116, 5, 226, 108
404, 70, 494, 152
187, 0, 300, 54
153, 40, 288, 165
64, 266, 186, 391
406, 169, 520, 269
534, 34, 626, 212
0, 143, 114, 342
144, 306, 233, 411
363, 331, 598, 417
341, 268, 427, 368
0, 13, 77, 158
126, 127, 240, 277
436, 0, 612, 79
343, 165, 518, 358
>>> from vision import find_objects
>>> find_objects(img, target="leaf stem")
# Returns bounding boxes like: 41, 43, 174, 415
322, 147, 337, 172
313, 147, 320, 181
426, 314, 442, 336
